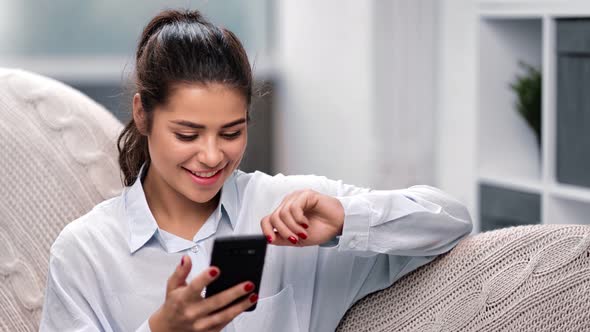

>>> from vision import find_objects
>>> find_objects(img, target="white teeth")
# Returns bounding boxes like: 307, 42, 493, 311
190, 169, 218, 178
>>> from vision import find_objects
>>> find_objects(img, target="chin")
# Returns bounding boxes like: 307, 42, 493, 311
185, 188, 221, 204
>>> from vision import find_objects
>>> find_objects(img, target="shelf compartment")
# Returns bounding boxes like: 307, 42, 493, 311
479, 183, 541, 232
478, 18, 543, 182
555, 18, 590, 189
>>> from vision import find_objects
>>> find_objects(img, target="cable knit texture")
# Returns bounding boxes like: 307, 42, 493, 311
0, 68, 123, 331
337, 224, 590, 332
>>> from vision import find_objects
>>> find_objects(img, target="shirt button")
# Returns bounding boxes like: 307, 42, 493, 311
349, 236, 357, 249
191, 246, 199, 253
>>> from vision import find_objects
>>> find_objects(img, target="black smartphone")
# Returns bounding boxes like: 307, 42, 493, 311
205, 235, 267, 311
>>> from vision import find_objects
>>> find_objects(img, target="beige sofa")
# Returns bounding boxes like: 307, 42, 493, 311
1, 69, 589, 332
337, 224, 590, 331
0, 68, 122, 331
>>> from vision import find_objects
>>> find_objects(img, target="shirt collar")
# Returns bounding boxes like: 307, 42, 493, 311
125, 164, 240, 253
125, 164, 158, 253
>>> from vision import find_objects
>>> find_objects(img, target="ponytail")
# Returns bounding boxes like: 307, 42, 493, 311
117, 118, 149, 187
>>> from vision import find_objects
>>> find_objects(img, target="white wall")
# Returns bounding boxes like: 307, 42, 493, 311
275, 0, 439, 189
373, 0, 438, 189
435, 0, 478, 221
275, 0, 375, 187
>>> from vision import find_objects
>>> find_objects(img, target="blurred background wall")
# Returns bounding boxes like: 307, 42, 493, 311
276, 0, 438, 190
0, 0, 439, 189
11, 0, 590, 233
0, 0, 277, 177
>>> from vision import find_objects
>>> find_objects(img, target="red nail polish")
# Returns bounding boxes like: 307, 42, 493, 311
209, 269, 219, 277
302, 224, 309, 229
244, 282, 254, 292
288, 236, 298, 244
249, 293, 258, 303
181, 256, 185, 266
266, 235, 273, 244
297, 233, 307, 240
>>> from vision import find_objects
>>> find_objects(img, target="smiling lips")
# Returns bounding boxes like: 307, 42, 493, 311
184, 166, 224, 185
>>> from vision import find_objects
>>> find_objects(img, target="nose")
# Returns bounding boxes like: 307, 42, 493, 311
198, 137, 224, 168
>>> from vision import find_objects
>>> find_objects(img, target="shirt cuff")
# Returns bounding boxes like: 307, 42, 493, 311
336, 195, 372, 252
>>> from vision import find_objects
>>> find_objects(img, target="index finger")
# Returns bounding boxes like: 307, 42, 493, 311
166, 255, 192, 296
182, 266, 221, 303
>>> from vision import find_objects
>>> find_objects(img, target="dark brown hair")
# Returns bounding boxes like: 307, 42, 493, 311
117, 9, 253, 186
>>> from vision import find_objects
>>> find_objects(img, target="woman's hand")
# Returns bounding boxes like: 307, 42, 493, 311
261, 189, 345, 246
149, 255, 258, 332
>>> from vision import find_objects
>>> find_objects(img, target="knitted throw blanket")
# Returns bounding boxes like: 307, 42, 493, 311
337, 224, 590, 332
0, 68, 122, 331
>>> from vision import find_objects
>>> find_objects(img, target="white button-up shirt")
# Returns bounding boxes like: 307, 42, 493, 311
40, 168, 472, 332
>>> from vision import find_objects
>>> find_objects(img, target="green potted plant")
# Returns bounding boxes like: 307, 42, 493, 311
509, 61, 542, 147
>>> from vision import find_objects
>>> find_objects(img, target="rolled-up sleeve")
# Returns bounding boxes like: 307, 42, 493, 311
337, 185, 472, 257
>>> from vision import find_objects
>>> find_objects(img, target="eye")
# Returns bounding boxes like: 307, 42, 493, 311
221, 131, 242, 139
175, 133, 198, 141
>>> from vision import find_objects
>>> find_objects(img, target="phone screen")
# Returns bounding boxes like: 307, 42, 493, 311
206, 235, 267, 311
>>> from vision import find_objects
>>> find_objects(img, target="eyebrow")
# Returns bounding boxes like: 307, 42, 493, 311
171, 118, 247, 129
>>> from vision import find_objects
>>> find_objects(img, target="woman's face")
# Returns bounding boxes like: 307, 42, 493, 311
140, 83, 248, 204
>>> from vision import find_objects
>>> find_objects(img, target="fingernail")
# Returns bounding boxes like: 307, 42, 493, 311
266, 235, 273, 244
181, 256, 185, 266
249, 293, 258, 303
209, 269, 219, 277
244, 282, 254, 292
288, 236, 298, 244
302, 224, 309, 229
297, 233, 307, 240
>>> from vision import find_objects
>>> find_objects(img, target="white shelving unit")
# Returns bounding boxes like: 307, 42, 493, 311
476, 1, 590, 231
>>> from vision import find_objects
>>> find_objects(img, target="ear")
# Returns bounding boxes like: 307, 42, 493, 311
132, 93, 148, 135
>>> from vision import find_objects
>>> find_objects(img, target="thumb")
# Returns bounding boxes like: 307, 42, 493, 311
166, 255, 192, 295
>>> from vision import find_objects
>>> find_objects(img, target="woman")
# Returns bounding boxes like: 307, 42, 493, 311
40, 9, 472, 332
